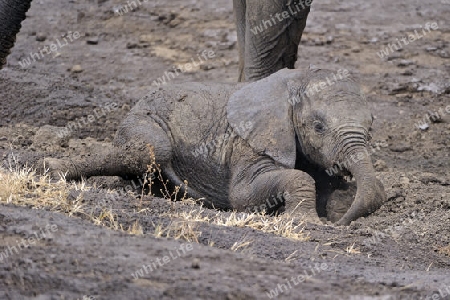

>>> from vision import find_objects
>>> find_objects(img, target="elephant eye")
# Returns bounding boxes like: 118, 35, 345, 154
313, 120, 326, 134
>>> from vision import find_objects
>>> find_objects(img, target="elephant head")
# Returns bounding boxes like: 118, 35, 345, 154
0, 0, 32, 70
227, 68, 386, 225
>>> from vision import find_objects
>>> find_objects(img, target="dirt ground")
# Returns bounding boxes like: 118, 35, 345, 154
0, 0, 449, 299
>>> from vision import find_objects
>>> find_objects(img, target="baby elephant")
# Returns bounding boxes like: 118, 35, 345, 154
45, 68, 386, 225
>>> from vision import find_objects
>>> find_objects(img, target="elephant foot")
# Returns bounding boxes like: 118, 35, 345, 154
283, 188, 322, 225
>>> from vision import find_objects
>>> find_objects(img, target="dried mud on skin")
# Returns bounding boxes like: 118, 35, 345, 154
0, 0, 449, 299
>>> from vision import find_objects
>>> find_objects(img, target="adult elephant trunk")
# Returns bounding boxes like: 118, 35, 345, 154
0, 0, 32, 69
336, 149, 386, 226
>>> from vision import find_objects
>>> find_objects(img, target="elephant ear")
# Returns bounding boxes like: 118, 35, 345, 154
227, 69, 302, 168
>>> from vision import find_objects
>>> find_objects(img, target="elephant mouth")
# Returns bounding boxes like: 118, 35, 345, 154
325, 163, 352, 178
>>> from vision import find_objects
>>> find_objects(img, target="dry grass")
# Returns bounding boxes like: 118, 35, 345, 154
231, 238, 253, 252
0, 159, 132, 235
0, 161, 88, 214
153, 220, 201, 242
127, 220, 144, 236
144, 144, 189, 203
346, 242, 361, 254
162, 207, 310, 241
1, 151, 309, 245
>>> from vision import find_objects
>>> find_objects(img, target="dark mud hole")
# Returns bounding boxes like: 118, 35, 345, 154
0, 0, 449, 299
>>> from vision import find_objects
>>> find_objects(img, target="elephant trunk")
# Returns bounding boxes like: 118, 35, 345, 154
0, 0, 32, 69
336, 148, 386, 226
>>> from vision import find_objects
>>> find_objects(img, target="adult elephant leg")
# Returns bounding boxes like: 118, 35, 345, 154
0, 0, 33, 69
243, 0, 311, 81
233, 0, 246, 82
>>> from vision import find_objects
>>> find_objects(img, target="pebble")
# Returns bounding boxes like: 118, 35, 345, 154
399, 176, 410, 186
218, 42, 235, 50
139, 34, 154, 43
374, 159, 388, 172
191, 258, 200, 269
326, 36, 334, 44
389, 143, 412, 153
86, 37, 99, 45
200, 64, 214, 71
397, 60, 414, 67
71, 65, 83, 73
419, 173, 445, 185
169, 19, 181, 28
36, 33, 46, 42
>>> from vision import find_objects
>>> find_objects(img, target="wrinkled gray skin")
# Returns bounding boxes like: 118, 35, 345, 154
0, 0, 311, 82
234, 0, 311, 81
44, 68, 387, 225
0, 0, 31, 69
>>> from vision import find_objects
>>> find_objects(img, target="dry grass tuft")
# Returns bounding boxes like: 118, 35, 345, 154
218, 211, 309, 241
165, 207, 310, 241
346, 242, 361, 254
231, 238, 253, 252
0, 161, 88, 213
127, 220, 144, 236
0, 159, 130, 235
144, 144, 189, 203
153, 221, 201, 242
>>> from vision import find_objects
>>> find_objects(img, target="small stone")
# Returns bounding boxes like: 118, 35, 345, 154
401, 70, 413, 76
71, 65, 83, 73
374, 159, 388, 172
314, 38, 324, 46
389, 143, 412, 153
218, 42, 235, 50
36, 33, 46, 42
126, 42, 139, 49
200, 64, 214, 71
395, 93, 411, 99
399, 176, 410, 186
191, 258, 200, 269
0, 136, 7, 141
139, 34, 154, 43
86, 37, 99, 45
417, 123, 429, 131
419, 173, 444, 185
397, 60, 414, 67
77, 11, 85, 23
326, 36, 334, 44
168, 19, 181, 28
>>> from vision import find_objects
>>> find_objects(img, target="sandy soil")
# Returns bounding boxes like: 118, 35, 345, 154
0, 0, 449, 299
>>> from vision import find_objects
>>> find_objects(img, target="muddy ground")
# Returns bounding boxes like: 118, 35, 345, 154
0, 0, 449, 299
